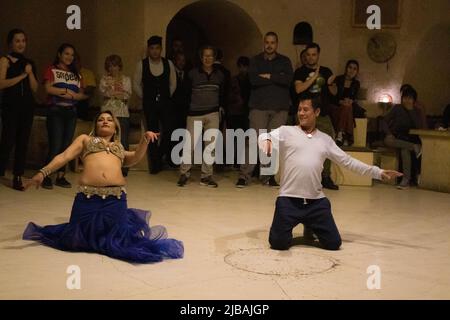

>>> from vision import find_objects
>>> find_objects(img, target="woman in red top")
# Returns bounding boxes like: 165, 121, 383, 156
42, 43, 88, 190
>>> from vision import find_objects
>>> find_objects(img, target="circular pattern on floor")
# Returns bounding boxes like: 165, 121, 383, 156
224, 248, 338, 276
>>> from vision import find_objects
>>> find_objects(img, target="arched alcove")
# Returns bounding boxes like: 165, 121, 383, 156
293, 21, 313, 45
166, 0, 262, 73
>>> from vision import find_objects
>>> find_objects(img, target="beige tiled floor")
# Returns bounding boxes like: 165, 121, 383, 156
0, 169, 449, 299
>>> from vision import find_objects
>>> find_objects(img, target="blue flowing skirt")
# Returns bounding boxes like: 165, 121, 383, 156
23, 192, 184, 263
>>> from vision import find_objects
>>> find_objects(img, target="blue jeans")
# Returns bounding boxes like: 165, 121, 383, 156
46, 105, 77, 173
269, 196, 342, 251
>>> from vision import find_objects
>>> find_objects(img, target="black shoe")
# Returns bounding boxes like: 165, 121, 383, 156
322, 176, 339, 190
265, 176, 280, 188
177, 174, 188, 187
150, 158, 163, 174
235, 178, 248, 188
150, 166, 161, 175
42, 177, 53, 189
200, 177, 218, 188
55, 176, 72, 188
12, 176, 25, 191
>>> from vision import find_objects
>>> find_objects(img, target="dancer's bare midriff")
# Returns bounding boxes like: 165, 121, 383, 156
79, 151, 126, 187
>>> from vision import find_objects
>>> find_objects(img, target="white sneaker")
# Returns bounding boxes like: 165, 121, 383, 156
336, 131, 344, 146
397, 177, 410, 190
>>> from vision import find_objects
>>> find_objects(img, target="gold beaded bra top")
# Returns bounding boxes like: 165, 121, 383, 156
82, 136, 125, 164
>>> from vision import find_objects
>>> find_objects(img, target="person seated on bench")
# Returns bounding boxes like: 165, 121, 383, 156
330, 60, 365, 147
383, 87, 422, 190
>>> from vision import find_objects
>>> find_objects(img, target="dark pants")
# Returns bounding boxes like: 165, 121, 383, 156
227, 114, 249, 131
0, 102, 34, 176
46, 105, 77, 173
227, 114, 249, 167
118, 117, 130, 176
76, 100, 90, 121
269, 196, 342, 251
143, 100, 176, 171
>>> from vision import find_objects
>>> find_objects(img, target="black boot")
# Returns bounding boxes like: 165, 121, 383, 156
12, 175, 25, 191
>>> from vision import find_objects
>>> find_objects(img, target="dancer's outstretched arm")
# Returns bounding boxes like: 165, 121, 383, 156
24, 135, 88, 189
123, 131, 159, 167
326, 137, 402, 182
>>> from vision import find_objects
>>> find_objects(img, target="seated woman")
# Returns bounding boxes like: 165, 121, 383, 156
383, 87, 422, 190
330, 59, 363, 146
22, 111, 184, 263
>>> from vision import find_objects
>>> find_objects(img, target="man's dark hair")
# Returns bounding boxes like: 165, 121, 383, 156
401, 87, 418, 102
147, 35, 162, 47
298, 93, 321, 110
237, 56, 250, 67
400, 83, 414, 94
198, 45, 217, 59
264, 31, 278, 42
305, 42, 321, 53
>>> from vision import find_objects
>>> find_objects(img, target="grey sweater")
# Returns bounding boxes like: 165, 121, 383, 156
248, 53, 293, 111
188, 67, 224, 116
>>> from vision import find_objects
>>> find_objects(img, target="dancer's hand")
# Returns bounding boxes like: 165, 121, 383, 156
261, 139, 272, 156
381, 170, 403, 181
23, 173, 44, 190
142, 131, 160, 144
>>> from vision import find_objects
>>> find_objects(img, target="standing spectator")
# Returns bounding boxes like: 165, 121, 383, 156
227, 56, 250, 131
133, 35, 177, 174
172, 52, 190, 131
41, 43, 88, 189
0, 29, 38, 190
293, 42, 339, 190
99, 54, 132, 176
237, 32, 293, 188
227, 56, 250, 167
167, 38, 185, 61
177, 45, 224, 188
